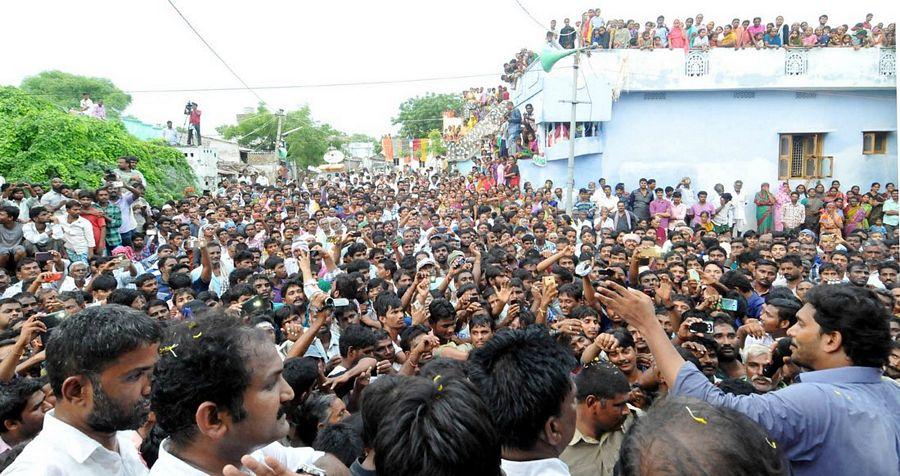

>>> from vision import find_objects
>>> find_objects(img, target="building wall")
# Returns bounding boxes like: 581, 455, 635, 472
515, 89, 897, 211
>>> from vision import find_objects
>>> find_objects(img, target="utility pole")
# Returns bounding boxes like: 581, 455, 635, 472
274, 108, 285, 152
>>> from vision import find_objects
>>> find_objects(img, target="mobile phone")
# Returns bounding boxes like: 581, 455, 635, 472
112, 181, 124, 188
763, 338, 793, 378
370, 366, 378, 377
146, 229, 157, 236
241, 295, 270, 315
437, 226, 448, 233
542, 275, 556, 288
688, 269, 701, 282
719, 297, 738, 311
41, 311, 68, 329
42, 272, 63, 283
35, 252, 52, 262
689, 321, 714, 334
596, 268, 616, 278
574, 261, 592, 278
638, 247, 660, 258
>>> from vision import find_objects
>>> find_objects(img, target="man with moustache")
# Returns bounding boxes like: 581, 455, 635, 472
149, 312, 346, 475
743, 344, 778, 393
561, 361, 636, 476
712, 318, 744, 379
3, 305, 161, 475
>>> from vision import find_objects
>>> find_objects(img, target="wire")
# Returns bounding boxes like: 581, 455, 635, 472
512, 0, 550, 31
165, 0, 267, 105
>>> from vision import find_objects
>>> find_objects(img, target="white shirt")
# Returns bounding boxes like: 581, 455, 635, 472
149, 439, 322, 475
22, 221, 53, 245
1, 410, 148, 475
58, 217, 96, 254
501, 458, 571, 476
162, 127, 179, 145
593, 192, 619, 213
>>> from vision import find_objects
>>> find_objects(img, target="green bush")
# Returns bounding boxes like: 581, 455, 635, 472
0, 86, 194, 204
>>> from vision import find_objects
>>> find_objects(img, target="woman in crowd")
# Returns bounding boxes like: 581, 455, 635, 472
754, 182, 777, 233
820, 201, 845, 238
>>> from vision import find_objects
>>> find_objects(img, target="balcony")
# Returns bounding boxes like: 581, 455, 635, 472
511, 47, 895, 104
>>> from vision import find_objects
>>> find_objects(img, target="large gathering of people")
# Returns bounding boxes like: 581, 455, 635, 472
0, 154, 897, 474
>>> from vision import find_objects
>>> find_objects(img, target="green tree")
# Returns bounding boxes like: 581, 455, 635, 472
392, 92, 463, 139
0, 86, 194, 204
427, 129, 447, 156
20, 70, 132, 118
218, 105, 344, 169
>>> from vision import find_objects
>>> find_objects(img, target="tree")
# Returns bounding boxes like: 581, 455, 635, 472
20, 70, 132, 118
218, 105, 344, 169
0, 87, 194, 204
427, 129, 447, 157
392, 92, 463, 139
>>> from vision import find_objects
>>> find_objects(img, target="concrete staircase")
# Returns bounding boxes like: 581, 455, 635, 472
446, 103, 505, 162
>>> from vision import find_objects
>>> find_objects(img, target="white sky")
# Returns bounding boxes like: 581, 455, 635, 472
1, 0, 894, 138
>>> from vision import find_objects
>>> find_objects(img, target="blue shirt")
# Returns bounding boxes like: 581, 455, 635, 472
674, 362, 900, 476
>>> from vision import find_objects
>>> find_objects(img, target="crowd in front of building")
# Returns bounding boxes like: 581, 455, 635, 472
0, 152, 896, 474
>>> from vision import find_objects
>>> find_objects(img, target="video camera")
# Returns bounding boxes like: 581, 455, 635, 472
184, 101, 195, 114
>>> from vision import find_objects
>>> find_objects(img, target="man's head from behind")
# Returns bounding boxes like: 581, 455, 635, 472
46, 305, 160, 433
617, 397, 785, 475
151, 312, 293, 453
468, 327, 577, 459
374, 376, 500, 476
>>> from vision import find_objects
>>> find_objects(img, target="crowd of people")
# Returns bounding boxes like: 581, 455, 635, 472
0, 156, 896, 474
544, 11, 896, 50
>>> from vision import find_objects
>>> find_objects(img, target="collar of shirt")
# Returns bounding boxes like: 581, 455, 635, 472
501, 457, 570, 476
151, 439, 208, 475
795, 366, 884, 385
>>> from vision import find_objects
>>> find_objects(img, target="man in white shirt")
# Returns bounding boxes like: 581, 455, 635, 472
593, 185, 619, 214
3, 305, 161, 475
58, 200, 95, 263
148, 313, 345, 475
731, 180, 749, 235
469, 328, 577, 476
162, 120, 179, 146
78, 93, 93, 115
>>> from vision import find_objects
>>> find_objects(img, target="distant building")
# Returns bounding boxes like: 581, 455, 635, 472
457, 47, 897, 198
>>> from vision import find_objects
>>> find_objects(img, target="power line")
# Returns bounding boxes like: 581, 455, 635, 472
512, 0, 550, 31
123, 73, 499, 94
165, 0, 267, 105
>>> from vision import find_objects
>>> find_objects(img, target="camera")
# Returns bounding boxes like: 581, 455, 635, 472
323, 297, 350, 309
688, 321, 714, 334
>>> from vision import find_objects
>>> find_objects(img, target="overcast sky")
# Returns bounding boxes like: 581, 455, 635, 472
1, 1, 892, 138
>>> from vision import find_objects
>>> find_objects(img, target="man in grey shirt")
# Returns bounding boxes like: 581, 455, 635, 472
0, 205, 25, 270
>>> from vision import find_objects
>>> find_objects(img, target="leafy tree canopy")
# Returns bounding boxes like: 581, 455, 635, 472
20, 70, 132, 118
0, 86, 194, 204
218, 105, 345, 169
392, 92, 463, 139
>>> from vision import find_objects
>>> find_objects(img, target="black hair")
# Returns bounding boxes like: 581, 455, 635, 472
399, 325, 430, 353
427, 298, 456, 325
607, 328, 635, 349
0, 378, 43, 433
765, 287, 802, 326
469, 314, 493, 331
313, 419, 364, 468
805, 284, 891, 368
167, 272, 193, 290
617, 397, 786, 475
720, 270, 753, 293
107, 288, 144, 307
92, 274, 118, 292
150, 312, 268, 446
374, 292, 402, 317
374, 376, 501, 476
468, 327, 577, 451
46, 305, 160, 396
133, 273, 157, 288
57, 290, 84, 306
360, 375, 404, 448
339, 324, 377, 358
717, 378, 760, 396
228, 267, 255, 287
557, 282, 583, 300
575, 361, 630, 402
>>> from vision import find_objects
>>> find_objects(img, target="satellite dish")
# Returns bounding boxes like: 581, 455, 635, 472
322, 148, 345, 164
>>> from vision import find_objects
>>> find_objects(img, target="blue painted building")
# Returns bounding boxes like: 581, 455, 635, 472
500, 47, 896, 199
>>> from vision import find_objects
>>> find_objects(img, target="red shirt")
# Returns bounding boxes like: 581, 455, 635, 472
80, 212, 106, 249
189, 109, 201, 125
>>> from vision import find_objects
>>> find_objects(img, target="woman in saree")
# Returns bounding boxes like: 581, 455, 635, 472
668, 19, 688, 50
754, 183, 777, 233
773, 182, 791, 232
843, 195, 868, 235
819, 201, 844, 239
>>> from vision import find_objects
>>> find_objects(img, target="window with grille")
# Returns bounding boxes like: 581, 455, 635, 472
778, 133, 831, 179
